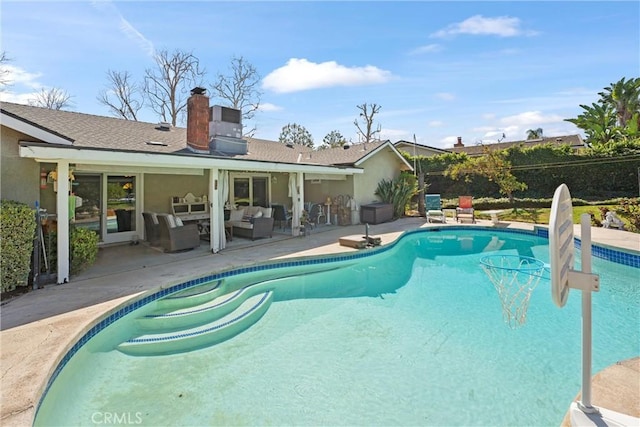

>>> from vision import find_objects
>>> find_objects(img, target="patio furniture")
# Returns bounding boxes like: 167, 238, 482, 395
156, 213, 201, 252
360, 203, 393, 224
425, 194, 445, 223
307, 203, 326, 226
227, 206, 274, 240
455, 196, 475, 223
142, 212, 161, 246
271, 204, 292, 230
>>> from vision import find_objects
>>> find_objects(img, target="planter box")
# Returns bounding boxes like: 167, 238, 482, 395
360, 203, 393, 224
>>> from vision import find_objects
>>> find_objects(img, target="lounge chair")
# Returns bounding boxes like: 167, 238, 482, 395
455, 196, 475, 223
142, 212, 161, 246
425, 194, 445, 223
156, 213, 200, 252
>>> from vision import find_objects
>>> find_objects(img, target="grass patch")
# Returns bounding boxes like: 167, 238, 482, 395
479, 205, 628, 227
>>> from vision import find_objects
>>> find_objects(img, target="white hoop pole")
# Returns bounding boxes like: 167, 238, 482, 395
579, 213, 596, 413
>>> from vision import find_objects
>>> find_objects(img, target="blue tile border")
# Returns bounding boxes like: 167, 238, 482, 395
34, 225, 639, 419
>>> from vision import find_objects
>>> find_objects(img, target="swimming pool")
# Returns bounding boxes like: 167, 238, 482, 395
34, 227, 639, 426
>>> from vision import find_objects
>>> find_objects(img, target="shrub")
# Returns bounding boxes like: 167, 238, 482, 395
616, 198, 640, 232
375, 174, 417, 218
46, 227, 99, 275
70, 228, 99, 274
1, 200, 36, 293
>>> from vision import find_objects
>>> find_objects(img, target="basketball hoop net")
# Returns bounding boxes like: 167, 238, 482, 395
480, 255, 546, 329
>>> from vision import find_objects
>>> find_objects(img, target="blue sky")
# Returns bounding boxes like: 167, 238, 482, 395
2, 1, 638, 149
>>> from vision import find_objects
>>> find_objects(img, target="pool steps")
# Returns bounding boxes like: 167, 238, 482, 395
155, 279, 225, 310
117, 265, 346, 356
117, 291, 273, 356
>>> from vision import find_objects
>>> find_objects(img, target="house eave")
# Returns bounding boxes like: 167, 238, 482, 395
1, 111, 74, 145
19, 143, 364, 175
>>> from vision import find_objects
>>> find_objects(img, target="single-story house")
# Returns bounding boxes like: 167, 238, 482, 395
1, 89, 412, 283
394, 140, 448, 157
449, 135, 586, 156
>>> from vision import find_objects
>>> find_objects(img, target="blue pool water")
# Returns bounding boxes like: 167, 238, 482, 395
35, 228, 639, 426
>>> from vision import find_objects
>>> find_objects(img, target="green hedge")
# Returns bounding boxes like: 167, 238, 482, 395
1, 200, 36, 293
414, 141, 640, 200
47, 227, 99, 275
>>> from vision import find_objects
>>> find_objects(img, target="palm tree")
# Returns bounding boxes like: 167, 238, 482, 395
598, 77, 640, 128
526, 128, 543, 140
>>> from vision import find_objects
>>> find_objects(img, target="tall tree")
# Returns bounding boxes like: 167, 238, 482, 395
279, 123, 314, 148
567, 77, 640, 147
598, 77, 640, 128
526, 128, 543, 140
0, 51, 11, 88
28, 87, 72, 110
144, 48, 206, 126
566, 102, 619, 146
320, 130, 347, 149
354, 103, 382, 144
97, 70, 143, 120
446, 145, 527, 203
210, 56, 262, 137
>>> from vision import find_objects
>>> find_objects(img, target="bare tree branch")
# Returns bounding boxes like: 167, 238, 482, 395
97, 70, 143, 120
28, 87, 73, 110
210, 56, 262, 137
0, 51, 11, 88
144, 49, 206, 126
354, 103, 382, 144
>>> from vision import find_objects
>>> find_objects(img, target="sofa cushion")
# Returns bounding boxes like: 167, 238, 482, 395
166, 214, 176, 228
229, 209, 245, 222
261, 207, 272, 218
253, 210, 263, 219
175, 217, 184, 227
233, 221, 254, 230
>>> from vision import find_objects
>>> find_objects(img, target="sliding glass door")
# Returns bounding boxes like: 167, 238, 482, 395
230, 173, 270, 207
72, 173, 139, 244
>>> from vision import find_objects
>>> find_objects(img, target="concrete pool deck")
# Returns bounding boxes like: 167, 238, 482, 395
1, 218, 638, 426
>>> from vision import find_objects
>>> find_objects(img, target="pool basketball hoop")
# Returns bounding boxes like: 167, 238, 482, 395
480, 255, 545, 328
548, 184, 637, 426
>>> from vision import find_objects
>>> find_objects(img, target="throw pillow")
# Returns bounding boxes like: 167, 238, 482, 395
253, 210, 263, 219
175, 217, 184, 227
229, 209, 245, 222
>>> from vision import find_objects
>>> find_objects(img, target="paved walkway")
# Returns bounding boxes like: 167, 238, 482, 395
1, 218, 638, 426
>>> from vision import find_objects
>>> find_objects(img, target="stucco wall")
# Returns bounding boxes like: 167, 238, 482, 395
1, 127, 40, 207
353, 148, 405, 208
143, 173, 209, 213
304, 176, 353, 205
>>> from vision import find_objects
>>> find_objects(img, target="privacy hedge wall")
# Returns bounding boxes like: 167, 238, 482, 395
414, 142, 640, 201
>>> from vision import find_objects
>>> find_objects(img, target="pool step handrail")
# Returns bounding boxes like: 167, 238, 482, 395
117, 291, 274, 356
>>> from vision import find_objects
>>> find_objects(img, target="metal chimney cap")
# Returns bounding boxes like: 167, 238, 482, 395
191, 87, 207, 95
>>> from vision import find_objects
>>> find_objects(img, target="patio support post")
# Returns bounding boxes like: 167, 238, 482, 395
209, 167, 220, 253
55, 161, 70, 283
297, 172, 305, 234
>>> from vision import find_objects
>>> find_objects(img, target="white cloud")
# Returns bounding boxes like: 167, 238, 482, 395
1, 65, 43, 89
482, 113, 496, 120
499, 111, 564, 126
258, 102, 282, 112
428, 120, 444, 127
262, 58, 392, 94
409, 44, 443, 55
431, 15, 536, 38
92, 0, 154, 56
379, 128, 407, 140
440, 135, 460, 147
435, 92, 455, 101
0, 91, 38, 104
119, 17, 155, 57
